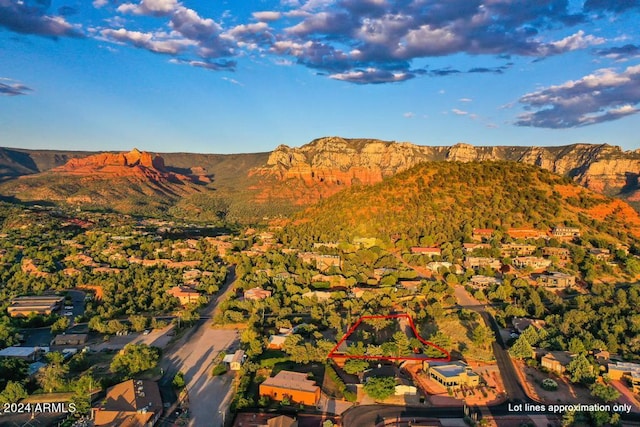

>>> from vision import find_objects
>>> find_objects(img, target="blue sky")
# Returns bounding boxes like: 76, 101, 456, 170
1, 0, 639, 154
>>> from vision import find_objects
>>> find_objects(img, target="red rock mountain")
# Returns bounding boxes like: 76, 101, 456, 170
250, 137, 640, 207
53, 148, 184, 181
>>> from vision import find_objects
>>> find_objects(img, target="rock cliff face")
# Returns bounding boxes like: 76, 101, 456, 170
54, 148, 181, 181
1, 149, 206, 212
252, 136, 640, 206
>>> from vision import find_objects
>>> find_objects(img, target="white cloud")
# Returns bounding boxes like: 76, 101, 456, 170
117, 0, 178, 16
253, 11, 282, 22
517, 64, 640, 128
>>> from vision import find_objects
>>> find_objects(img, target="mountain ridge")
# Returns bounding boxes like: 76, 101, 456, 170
0, 138, 638, 217
251, 137, 640, 208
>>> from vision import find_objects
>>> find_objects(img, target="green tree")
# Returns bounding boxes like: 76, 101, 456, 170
128, 315, 148, 332
172, 371, 186, 389
364, 376, 396, 401
0, 381, 28, 405
343, 359, 369, 375
70, 373, 95, 415
472, 324, 494, 349
37, 355, 69, 393
50, 316, 70, 334
392, 331, 411, 356
566, 354, 594, 384
509, 335, 533, 359
590, 383, 620, 403
110, 344, 160, 377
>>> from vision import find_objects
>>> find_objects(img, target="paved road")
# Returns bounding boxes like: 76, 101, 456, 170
453, 285, 528, 402
159, 266, 240, 427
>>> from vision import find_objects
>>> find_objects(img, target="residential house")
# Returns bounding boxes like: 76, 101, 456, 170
267, 335, 288, 350
260, 415, 298, 427
167, 286, 201, 306
244, 287, 272, 301
51, 333, 88, 350
552, 226, 580, 239
298, 252, 342, 272
468, 275, 502, 288
463, 243, 491, 253
500, 244, 537, 257
541, 351, 574, 374
0, 346, 47, 362
536, 272, 576, 289
512, 257, 552, 270
426, 261, 452, 273
259, 371, 321, 405
472, 229, 494, 241
424, 361, 480, 388
589, 248, 611, 261
223, 350, 246, 371
395, 378, 418, 396
608, 362, 640, 393
463, 257, 501, 271
542, 247, 570, 261
512, 317, 546, 334
410, 247, 441, 257
92, 379, 163, 427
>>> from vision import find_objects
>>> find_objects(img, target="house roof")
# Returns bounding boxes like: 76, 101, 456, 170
0, 346, 41, 357
266, 415, 298, 427
97, 379, 162, 414
261, 371, 319, 394
430, 362, 476, 378
51, 333, 89, 345
268, 335, 288, 345
542, 351, 574, 366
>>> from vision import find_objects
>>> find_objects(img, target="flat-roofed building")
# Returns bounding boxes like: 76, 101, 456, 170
513, 256, 552, 270
537, 272, 576, 289
542, 247, 570, 260
0, 346, 47, 361
463, 257, 501, 271
51, 333, 89, 349
259, 371, 321, 405
424, 361, 480, 388
7, 295, 64, 317
552, 226, 580, 238
500, 244, 537, 257
589, 248, 611, 261
608, 361, 640, 393
469, 275, 502, 288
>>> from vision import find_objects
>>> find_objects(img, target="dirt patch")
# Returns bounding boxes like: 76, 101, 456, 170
521, 364, 597, 405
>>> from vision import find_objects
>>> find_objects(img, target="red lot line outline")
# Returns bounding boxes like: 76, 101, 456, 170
328, 313, 450, 362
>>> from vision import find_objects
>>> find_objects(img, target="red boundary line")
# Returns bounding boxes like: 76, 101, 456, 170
327, 313, 450, 362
